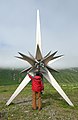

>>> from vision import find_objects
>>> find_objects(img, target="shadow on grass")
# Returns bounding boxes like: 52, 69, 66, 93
15, 99, 32, 105
7, 92, 71, 109
8, 99, 32, 106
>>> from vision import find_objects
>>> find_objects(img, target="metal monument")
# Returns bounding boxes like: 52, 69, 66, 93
6, 10, 74, 106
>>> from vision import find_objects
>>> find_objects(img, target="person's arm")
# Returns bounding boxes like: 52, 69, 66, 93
28, 74, 33, 79
28, 72, 34, 80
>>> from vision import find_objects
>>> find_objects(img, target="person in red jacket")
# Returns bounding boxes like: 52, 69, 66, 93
28, 72, 44, 110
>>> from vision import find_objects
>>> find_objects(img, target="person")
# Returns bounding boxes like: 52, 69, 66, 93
28, 72, 44, 110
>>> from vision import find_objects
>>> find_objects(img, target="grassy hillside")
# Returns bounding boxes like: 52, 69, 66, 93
0, 68, 78, 119
0, 67, 78, 86
0, 83, 78, 120
53, 68, 78, 84
0, 68, 25, 86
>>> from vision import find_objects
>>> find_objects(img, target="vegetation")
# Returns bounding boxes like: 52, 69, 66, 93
0, 68, 78, 120
0, 68, 25, 86
0, 67, 78, 86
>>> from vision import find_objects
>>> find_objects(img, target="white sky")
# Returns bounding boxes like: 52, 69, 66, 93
0, 0, 78, 69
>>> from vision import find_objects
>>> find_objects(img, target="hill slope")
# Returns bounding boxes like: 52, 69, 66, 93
0, 68, 78, 86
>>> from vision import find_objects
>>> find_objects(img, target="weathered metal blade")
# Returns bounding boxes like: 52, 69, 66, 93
15, 56, 34, 66
35, 9, 42, 54
48, 55, 64, 65
46, 65, 59, 73
52, 55, 63, 61
44, 51, 51, 58
15, 56, 25, 60
42, 68, 74, 106
42, 53, 63, 65
6, 75, 31, 106
16, 52, 35, 66
27, 65, 38, 73
35, 44, 43, 60
28, 51, 35, 60
20, 67, 32, 74
41, 51, 58, 64
52, 51, 58, 56
44, 51, 57, 59
40, 67, 47, 74
18, 52, 35, 61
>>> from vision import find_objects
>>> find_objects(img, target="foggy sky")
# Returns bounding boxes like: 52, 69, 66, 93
0, 0, 78, 69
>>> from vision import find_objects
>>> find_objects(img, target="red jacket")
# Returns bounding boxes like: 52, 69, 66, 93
28, 74, 44, 92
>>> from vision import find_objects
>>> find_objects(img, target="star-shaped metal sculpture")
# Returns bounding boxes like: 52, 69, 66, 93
6, 10, 74, 106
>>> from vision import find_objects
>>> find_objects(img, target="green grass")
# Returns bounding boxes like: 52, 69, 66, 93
0, 83, 78, 120
0, 68, 26, 86
0, 67, 78, 86
0, 68, 78, 119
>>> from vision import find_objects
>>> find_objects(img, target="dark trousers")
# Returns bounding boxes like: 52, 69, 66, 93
32, 91, 42, 110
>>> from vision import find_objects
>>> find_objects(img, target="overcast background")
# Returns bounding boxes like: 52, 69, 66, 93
0, 0, 78, 69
